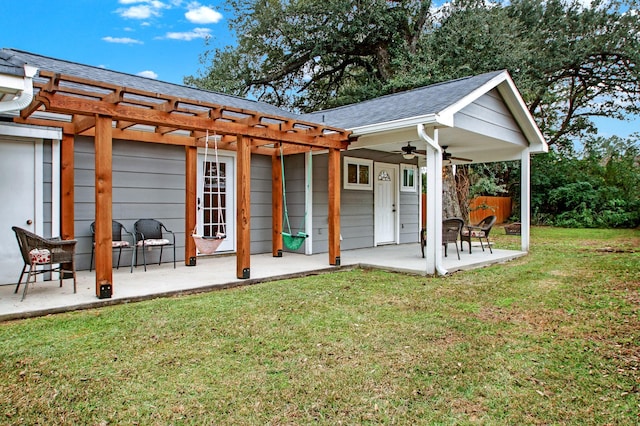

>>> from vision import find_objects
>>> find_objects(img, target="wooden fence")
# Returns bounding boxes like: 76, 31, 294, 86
468, 196, 512, 224
421, 195, 513, 225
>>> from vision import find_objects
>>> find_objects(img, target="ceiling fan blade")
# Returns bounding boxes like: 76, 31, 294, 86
450, 155, 472, 162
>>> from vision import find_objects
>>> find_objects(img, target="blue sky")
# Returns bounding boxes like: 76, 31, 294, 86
2, 0, 232, 84
2, 0, 637, 139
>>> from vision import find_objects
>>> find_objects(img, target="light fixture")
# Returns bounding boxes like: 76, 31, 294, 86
401, 142, 416, 160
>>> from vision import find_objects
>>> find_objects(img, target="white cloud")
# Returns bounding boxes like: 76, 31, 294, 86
119, 5, 157, 19
185, 4, 223, 24
137, 70, 159, 79
117, 0, 168, 19
164, 27, 211, 41
102, 36, 143, 44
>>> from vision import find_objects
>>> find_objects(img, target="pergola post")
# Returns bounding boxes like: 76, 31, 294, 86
60, 133, 75, 241
94, 115, 113, 298
236, 134, 251, 278
272, 150, 283, 257
59, 133, 75, 279
328, 148, 341, 265
185, 145, 197, 265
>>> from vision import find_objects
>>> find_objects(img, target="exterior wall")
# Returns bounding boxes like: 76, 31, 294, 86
74, 137, 186, 270
312, 149, 420, 254
399, 190, 420, 244
250, 154, 274, 253
311, 154, 330, 254
281, 154, 306, 253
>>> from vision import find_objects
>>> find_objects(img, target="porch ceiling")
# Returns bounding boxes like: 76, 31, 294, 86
349, 126, 527, 165
13, 71, 352, 155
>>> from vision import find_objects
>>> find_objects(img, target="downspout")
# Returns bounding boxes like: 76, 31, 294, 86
417, 124, 448, 276
0, 64, 37, 113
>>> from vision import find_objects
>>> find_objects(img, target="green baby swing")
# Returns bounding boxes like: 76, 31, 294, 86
280, 146, 309, 251
191, 130, 227, 254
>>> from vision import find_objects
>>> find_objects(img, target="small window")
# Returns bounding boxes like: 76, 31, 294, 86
401, 164, 417, 192
344, 157, 373, 190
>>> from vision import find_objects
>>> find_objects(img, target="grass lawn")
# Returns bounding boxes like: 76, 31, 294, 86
0, 227, 638, 424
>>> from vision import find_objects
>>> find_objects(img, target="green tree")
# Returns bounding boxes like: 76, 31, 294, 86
186, 0, 640, 226
186, 0, 434, 112
530, 134, 640, 227
187, 0, 640, 148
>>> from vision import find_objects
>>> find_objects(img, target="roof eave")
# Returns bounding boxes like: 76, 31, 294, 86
349, 113, 453, 136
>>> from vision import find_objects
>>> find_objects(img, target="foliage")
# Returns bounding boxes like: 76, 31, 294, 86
530, 135, 640, 227
1, 228, 639, 424
186, 0, 435, 112
187, 0, 640, 149
467, 163, 512, 198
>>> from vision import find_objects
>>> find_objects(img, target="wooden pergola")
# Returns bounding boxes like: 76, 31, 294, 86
15, 71, 351, 298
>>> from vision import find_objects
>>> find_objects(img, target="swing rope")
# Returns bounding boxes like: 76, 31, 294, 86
280, 145, 308, 251
191, 130, 226, 255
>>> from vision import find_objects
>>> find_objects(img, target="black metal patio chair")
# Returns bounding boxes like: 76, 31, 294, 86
90, 220, 135, 273
134, 219, 176, 271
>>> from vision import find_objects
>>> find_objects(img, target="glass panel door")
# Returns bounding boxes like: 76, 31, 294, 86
197, 154, 235, 253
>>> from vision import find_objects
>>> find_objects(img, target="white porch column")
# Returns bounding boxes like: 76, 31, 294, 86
419, 125, 446, 275
304, 150, 313, 255
520, 149, 531, 251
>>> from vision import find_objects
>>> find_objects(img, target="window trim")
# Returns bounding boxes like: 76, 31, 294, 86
400, 163, 418, 192
343, 156, 373, 190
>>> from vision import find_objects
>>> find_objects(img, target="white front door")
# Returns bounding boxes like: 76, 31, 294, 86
0, 138, 40, 285
197, 153, 235, 253
374, 162, 398, 245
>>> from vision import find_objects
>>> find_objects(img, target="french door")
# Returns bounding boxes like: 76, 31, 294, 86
197, 154, 235, 253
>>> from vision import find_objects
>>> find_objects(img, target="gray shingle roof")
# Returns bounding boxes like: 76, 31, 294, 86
301, 70, 505, 129
0, 50, 26, 77
1, 48, 301, 121
3, 48, 506, 130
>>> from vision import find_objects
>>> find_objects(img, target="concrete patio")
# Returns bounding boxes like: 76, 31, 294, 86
0, 242, 526, 321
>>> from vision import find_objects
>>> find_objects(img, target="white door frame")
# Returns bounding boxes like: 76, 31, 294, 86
374, 162, 399, 246
196, 149, 236, 253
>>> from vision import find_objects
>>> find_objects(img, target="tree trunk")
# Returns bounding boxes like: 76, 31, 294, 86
442, 166, 462, 218
455, 165, 470, 223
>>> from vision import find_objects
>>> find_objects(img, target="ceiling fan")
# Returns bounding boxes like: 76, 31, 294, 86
441, 146, 472, 163
399, 142, 425, 159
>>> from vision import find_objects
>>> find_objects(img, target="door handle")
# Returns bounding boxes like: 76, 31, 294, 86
26, 219, 33, 225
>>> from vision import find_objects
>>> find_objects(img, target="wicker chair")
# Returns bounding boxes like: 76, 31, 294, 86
442, 218, 464, 260
461, 215, 497, 254
12, 226, 77, 301
90, 220, 135, 273
134, 219, 176, 271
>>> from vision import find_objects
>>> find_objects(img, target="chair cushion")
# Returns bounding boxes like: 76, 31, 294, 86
29, 248, 51, 264
462, 229, 486, 238
137, 239, 171, 246
112, 241, 130, 248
